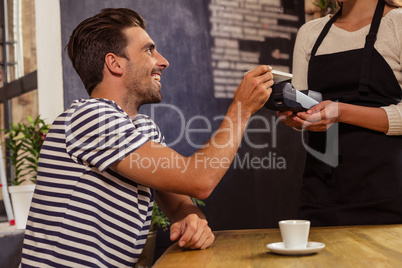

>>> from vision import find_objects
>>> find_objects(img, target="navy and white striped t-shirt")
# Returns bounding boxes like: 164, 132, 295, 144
21, 98, 165, 268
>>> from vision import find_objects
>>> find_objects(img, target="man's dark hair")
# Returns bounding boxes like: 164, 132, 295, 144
66, 8, 146, 95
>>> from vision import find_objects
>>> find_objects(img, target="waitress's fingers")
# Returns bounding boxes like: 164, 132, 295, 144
296, 100, 334, 122
297, 110, 326, 123
294, 115, 330, 131
304, 121, 334, 132
301, 102, 339, 123
277, 112, 305, 128
306, 100, 333, 115
292, 115, 310, 128
276, 110, 294, 120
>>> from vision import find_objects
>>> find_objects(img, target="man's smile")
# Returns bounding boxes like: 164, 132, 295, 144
151, 73, 161, 82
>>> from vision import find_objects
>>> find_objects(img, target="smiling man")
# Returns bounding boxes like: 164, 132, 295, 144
21, 8, 273, 267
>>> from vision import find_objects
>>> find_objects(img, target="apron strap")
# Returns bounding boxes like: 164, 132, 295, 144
311, 9, 341, 57
358, 0, 385, 95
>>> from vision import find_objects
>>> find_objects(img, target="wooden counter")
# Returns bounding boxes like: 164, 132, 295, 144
153, 224, 402, 267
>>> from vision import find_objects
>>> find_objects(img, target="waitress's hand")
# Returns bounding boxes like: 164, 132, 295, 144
276, 111, 304, 129
295, 100, 341, 132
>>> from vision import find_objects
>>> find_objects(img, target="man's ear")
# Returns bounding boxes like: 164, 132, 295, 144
105, 53, 124, 75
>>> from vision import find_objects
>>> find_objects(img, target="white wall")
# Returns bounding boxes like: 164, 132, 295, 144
35, 0, 64, 123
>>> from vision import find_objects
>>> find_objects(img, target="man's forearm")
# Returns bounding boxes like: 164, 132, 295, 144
185, 101, 250, 194
171, 201, 206, 223
155, 191, 205, 224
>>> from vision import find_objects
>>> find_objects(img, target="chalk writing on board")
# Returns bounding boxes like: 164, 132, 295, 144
209, 0, 301, 98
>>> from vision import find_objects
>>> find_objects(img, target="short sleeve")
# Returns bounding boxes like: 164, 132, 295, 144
133, 114, 166, 146
65, 99, 149, 172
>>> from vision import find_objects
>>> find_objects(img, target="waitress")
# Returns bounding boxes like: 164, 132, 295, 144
279, 0, 402, 226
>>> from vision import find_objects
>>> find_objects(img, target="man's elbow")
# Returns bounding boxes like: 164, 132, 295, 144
189, 176, 217, 200
192, 188, 212, 200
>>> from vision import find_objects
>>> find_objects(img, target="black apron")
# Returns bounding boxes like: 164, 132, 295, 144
299, 0, 402, 227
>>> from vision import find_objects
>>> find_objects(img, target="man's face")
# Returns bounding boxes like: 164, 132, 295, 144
122, 27, 169, 110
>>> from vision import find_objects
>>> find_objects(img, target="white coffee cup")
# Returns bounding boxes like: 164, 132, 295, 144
279, 220, 310, 249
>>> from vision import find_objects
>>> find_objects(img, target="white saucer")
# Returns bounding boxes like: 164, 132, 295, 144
266, 242, 325, 256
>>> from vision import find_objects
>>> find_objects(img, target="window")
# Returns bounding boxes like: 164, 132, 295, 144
1, 0, 38, 129
0, 0, 38, 214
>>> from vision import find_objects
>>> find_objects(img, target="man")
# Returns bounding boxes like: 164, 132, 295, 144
22, 8, 273, 267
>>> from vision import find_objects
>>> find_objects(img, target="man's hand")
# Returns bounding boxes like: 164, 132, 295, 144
234, 65, 274, 118
170, 214, 215, 250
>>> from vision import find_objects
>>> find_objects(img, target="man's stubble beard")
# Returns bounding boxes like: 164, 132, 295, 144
123, 86, 162, 115
123, 63, 162, 114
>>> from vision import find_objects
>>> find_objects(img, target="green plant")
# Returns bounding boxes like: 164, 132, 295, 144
1, 115, 50, 185
152, 197, 206, 230
313, 0, 337, 15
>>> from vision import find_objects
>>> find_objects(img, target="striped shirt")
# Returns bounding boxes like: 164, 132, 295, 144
21, 98, 165, 267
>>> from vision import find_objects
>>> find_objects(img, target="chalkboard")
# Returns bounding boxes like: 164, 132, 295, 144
60, 0, 306, 232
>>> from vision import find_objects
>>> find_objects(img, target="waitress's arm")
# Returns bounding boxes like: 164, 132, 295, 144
339, 103, 388, 132
294, 100, 402, 134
